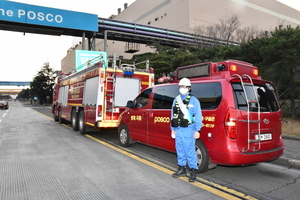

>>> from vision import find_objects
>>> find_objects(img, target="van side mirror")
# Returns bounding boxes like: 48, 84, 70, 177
126, 100, 134, 108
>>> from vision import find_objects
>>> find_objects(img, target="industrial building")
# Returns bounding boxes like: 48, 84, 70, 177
61, 0, 300, 73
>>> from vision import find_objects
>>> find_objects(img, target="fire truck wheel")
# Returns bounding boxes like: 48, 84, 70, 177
195, 140, 209, 173
78, 110, 87, 135
58, 108, 64, 124
118, 124, 133, 147
54, 114, 59, 122
53, 106, 59, 121
71, 110, 79, 131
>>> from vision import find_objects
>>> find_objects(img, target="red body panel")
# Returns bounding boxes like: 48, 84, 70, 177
119, 60, 284, 166
52, 63, 153, 129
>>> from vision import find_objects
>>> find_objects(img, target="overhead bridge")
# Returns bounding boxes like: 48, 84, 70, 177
0, 89, 22, 95
97, 17, 239, 50
0, 1, 238, 52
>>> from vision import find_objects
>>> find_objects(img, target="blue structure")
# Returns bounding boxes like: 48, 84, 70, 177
0, 1, 238, 51
0, 81, 31, 86
0, 1, 98, 32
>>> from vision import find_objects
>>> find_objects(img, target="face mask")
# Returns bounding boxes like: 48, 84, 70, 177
179, 87, 189, 95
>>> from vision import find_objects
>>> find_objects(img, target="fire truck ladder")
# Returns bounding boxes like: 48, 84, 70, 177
105, 53, 117, 120
232, 74, 261, 152
105, 75, 115, 118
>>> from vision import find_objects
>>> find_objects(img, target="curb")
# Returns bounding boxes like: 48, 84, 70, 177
282, 135, 300, 141
272, 156, 300, 170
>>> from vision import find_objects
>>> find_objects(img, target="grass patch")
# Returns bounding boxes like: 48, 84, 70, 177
282, 117, 300, 138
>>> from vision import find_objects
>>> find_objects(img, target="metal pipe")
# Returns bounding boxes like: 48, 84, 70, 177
98, 23, 239, 45
98, 17, 239, 46
104, 30, 108, 52
82, 32, 85, 50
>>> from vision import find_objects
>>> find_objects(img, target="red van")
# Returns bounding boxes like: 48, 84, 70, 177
118, 60, 284, 173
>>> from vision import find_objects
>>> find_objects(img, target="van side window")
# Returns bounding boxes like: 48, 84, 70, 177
192, 82, 222, 110
152, 85, 178, 109
134, 88, 152, 108
232, 83, 279, 112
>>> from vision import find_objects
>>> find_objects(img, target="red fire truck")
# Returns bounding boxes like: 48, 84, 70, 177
52, 53, 154, 134
118, 60, 284, 173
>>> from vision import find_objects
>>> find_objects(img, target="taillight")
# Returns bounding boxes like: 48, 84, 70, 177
97, 105, 102, 117
151, 74, 155, 86
224, 107, 237, 139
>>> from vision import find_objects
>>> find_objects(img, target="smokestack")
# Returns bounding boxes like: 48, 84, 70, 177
124, 3, 128, 9
118, 8, 121, 14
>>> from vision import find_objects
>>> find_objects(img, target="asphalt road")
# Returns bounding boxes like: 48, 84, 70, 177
9, 102, 300, 200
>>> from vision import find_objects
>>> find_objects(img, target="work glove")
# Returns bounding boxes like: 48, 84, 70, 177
194, 131, 200, 139
171, 130, 175, 139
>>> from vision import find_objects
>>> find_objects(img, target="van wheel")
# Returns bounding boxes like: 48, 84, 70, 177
71, 109, 79, 131
118, 124, 133, 147
195, 140, 209, 173
58, 108, 64, 124
78, 110, 87, 135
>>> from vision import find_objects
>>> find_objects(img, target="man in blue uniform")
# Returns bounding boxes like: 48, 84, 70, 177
170, 78, 202, 182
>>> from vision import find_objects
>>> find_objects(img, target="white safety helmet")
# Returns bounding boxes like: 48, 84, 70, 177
179, 78, 191, 86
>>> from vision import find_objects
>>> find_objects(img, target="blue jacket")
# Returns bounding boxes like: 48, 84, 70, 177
171, 93, 202, 131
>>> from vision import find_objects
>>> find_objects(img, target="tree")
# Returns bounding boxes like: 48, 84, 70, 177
134, 25, 300, 118
30, 63, 56, 105
218, 15, 241, 43
259, 26, 300, 118
235, 26, 265, 43
236, 26, 300, 118
192, 15, 263, 45
16, 88, 30, 100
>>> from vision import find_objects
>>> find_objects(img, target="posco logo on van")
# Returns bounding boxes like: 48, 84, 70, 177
154, 117, 170, 123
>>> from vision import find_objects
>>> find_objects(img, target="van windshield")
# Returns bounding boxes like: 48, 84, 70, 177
231, 83, 280, 112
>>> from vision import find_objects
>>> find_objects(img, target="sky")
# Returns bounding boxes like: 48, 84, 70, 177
0, 0, 136, 86
0, 0, 299, 86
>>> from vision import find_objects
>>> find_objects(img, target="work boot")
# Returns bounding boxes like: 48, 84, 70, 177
188, 168, 198, 182
172, 166, 186, 178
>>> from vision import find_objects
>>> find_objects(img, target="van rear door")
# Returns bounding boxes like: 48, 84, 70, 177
232, 82, 282, 153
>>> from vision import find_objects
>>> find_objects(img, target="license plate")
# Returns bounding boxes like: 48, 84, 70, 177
255, 133, 272, 141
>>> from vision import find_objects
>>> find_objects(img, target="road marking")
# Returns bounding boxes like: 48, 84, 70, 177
33, 108, 257, 200
85, 134, 258, 200
2, 113, 6, 117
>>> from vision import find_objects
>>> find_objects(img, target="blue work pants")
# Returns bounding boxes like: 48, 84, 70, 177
175, 127, 198, 169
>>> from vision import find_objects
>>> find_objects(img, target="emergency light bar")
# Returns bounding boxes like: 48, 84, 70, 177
160, 60, 260, 83
121, 64, 135, 77
253, 69, 258, 76
177, 64, 210, 79
230, 65, 237, 71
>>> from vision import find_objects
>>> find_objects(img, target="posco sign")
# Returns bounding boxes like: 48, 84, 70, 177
0, 1, 98, 32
